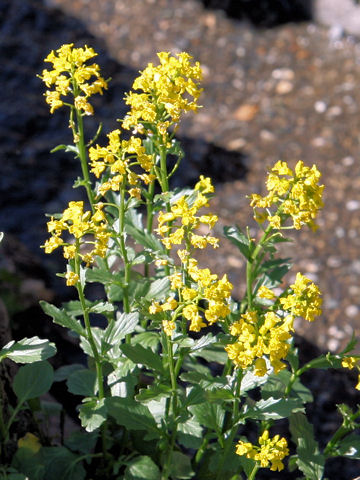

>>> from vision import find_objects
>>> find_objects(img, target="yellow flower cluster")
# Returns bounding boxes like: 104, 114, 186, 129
42, 201, 110, 267
40, 43, 107, 114
123, 52, 202, 133
151, 177, 233, 334
156, 176, 218, 251
280, 272, 322, 322
236, 430, 289, 472
341, 357, 360, 390
89, 129, 154, 197
250, 160, 324, 230
226, 311, 294, 375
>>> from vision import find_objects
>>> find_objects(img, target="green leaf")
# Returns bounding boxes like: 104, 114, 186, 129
125, 211, 164, 252
120, 343, 164, 374
244, 396, 304, 420
104, 312, 139, 345
124, 456, 161, 480
11, 448, 44, 480
144, 277, 170, 301
261, 370, 313, 403
40, 301, 85, 336
67, 369, 98, 396
13, 361, 53, 402
241, 369, 268, 394
0, 337, 56, 364
106, 397, 159, 438
78, 398, 107, 432
54, 364, 85, 382
135, 384, 171, 403
132, 332, 159, 352
189, 333, 216, 352
89, 302, 115, 314
336, 432, 360, 459
168, 452, 194, 479
64, 430, 98, 454
178, 417, 203, 449
107, 371, 137, 397
289, 412, 325, 480
85, 268, 115, 283
223, 225, 251, 260
41, 446, 86, 480
188, 403, 224, 433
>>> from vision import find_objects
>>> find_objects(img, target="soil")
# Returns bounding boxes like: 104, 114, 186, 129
1, 0, 360, 478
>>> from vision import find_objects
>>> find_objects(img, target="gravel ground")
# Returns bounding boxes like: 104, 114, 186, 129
1, 1, 360, 477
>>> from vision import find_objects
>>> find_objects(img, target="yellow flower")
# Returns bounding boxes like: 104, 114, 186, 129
250, 160, 324, 230
65, 271, 79, 286
280, 272, 322, 322
40, 43, 107, 115
236, 431, 289, 472
163, 320, 176, 337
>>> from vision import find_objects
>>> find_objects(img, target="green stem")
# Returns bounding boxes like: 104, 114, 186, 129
145, 177, 156, 277
324, 409, 360, 456
215, 369, 243, 480
248, 464, 260, 480
76, 109, 95, 210
118, 183, 131, 314
161, 336, 178, 480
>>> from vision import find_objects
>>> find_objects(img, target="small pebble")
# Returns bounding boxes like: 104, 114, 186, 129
346, 200, 360, 211
314, 101, 327, 113
271, 68, 295, 81
328, 338, 340, 352
327, 105, 342, 117
260, 130, 275, 141
345, 305, 359, 318
327, 256, 342, 268
342, 156, 354, 166
328, 325, 346, 339
275, 80, 293, 95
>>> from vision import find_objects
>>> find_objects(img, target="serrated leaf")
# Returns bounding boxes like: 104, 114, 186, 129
189, 333, 216, 352
64, 430, 98, 454
106, 397, 159, 438
124, 455, 161, 480
261, 370, 313, 403
85, 268, 115, 283
13, 361, 53, 402
144, 277, 170, 301
40, 301, 84, 336
336, 432, 360, 459
244, 396, 304, 420
168, 452, 194, 479
54, 364, 85, 382
223, 225, 251, 260
241, 369, 269, 393
135, 384, 171, 403
41, 446, 86, 480
120, 343, 164, 374
67, 369, 98, 396
104, 312, 139, 345
132, 332, 159, 352
188, 403, 224, 433
78, 398, 107, 432
289, 412, 325, 480
89, 302, 115, 314
178, 417, 204, 449
0, 337, 56, 364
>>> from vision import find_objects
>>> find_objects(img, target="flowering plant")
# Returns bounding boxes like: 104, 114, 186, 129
1, 43, 360, 480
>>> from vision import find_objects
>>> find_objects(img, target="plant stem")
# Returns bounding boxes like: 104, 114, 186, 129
76, 109, 95, 210
161, 336, 178, 480
248, 464, 259, 480
118, 183, 131, 314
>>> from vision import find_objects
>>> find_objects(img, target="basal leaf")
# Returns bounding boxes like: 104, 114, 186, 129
106, 397, 159, 438
78, 398, 107, 432
120, 343, 164, 375
124, 455, 161, 480
67, 369, 98, 397
244, 396, 304, 420
168, 452, 194, 479
0, 337, 56, 364
289, 412, 325, 480
13, 361, 53, 403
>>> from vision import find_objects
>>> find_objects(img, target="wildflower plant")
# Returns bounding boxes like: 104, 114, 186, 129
2, 44, 360, 480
